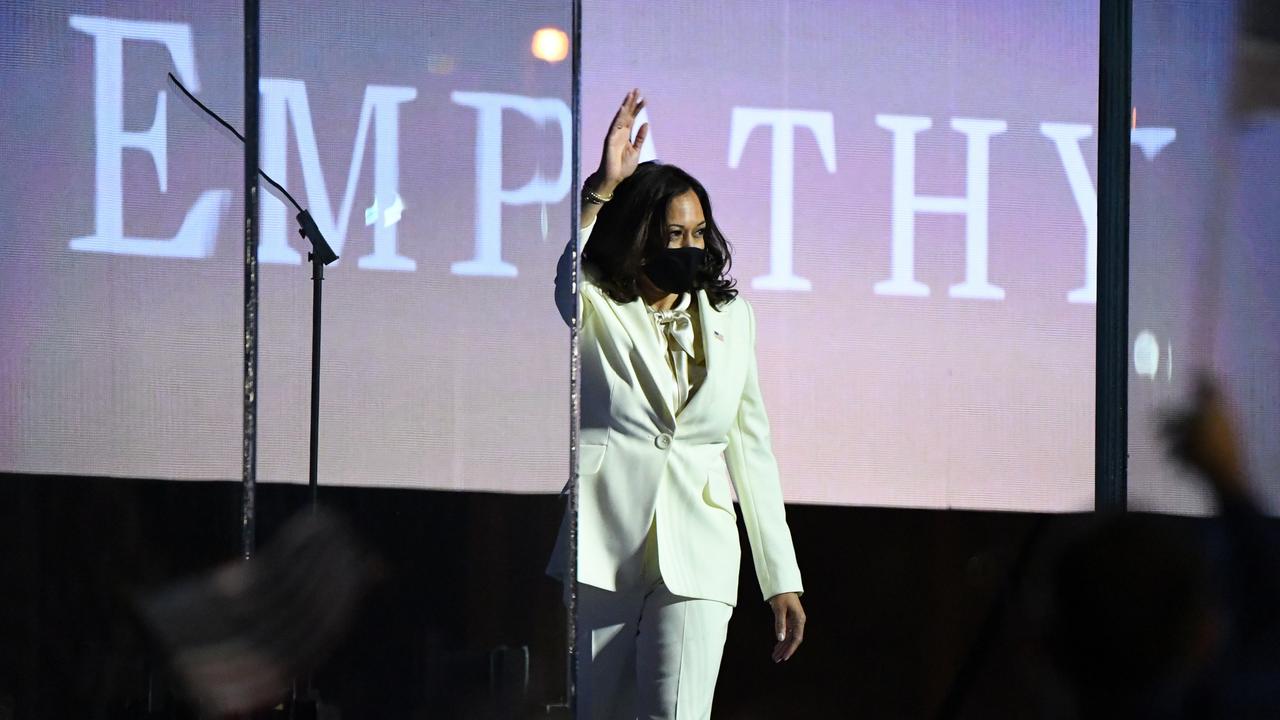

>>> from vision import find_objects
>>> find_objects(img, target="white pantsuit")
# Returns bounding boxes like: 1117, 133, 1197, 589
549, 221, 803, 718
576, 520, 735, 719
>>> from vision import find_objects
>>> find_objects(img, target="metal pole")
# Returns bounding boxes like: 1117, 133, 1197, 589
1096, 0, 1131, 512
568, 0, 583, 713
241, 0, 261, 558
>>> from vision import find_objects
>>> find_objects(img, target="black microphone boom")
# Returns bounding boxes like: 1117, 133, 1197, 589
167, 71, 338, 266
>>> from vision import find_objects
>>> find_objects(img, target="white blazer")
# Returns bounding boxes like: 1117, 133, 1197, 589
548, 222, 803, 607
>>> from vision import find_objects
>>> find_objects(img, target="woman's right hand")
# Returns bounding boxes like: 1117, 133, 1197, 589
591, 88, 649, 196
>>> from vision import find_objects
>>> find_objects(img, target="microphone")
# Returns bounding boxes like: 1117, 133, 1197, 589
295, 209, 338, 265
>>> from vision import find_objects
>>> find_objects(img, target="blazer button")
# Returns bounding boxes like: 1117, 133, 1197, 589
655, 433, 672, 449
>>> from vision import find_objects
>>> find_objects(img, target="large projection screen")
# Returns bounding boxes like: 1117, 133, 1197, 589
4, 1, 1110, 511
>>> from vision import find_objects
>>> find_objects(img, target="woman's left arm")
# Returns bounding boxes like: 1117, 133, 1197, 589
724, 299, 806, 661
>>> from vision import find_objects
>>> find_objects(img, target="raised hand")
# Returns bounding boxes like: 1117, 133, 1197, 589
592, 88, 649, 195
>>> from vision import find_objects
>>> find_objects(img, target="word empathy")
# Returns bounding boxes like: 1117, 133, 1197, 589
68, 15, 1174, 303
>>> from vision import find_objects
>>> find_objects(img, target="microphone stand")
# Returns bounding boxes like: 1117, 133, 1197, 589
168, 73, 338, 502
168, 73, 338, 719
295, 210, 338, 512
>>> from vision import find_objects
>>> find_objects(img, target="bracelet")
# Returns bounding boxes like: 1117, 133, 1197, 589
583, 187, 613, 205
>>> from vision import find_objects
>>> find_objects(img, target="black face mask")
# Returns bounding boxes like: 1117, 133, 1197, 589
644, 247, 706, 294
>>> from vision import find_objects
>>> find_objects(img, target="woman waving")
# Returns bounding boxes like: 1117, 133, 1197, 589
550, 89, 806, 720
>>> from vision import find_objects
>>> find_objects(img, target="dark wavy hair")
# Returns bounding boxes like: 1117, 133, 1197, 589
583, 161, 738, 309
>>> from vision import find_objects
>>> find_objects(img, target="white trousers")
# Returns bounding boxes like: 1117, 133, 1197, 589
576, 524, 733, 720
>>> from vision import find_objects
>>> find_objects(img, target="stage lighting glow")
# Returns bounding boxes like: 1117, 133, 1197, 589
1134, 330, 1160, 379
531, 27, 569, 63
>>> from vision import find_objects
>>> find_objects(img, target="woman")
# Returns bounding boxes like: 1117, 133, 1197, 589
550, 89, 806, 719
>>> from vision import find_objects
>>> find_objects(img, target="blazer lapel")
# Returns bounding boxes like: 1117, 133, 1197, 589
676, 289, 724, 421
597, 289, 680, 426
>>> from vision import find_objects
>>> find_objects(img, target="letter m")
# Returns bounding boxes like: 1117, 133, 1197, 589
258, 79, 417, 269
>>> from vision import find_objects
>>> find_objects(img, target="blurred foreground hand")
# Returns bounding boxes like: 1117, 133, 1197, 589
1161, 373, 1249, 498
135, 508, 380, 716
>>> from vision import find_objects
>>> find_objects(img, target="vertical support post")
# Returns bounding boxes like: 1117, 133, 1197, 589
241, 0, 261, 557
567, 0, 583, 713
1096, 0, 1131, 512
